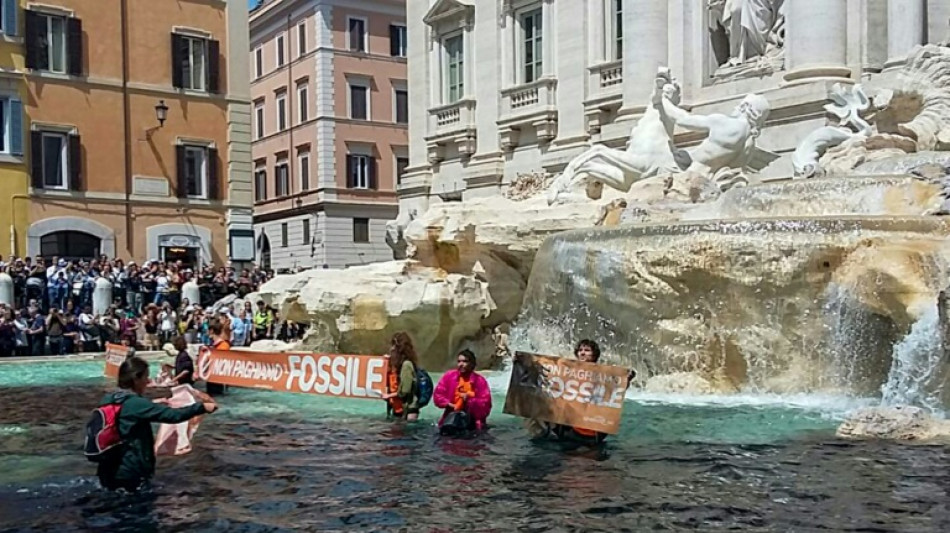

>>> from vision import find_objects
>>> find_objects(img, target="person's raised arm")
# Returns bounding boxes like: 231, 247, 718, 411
661, 96, 712, 133
127, 395, 214, 424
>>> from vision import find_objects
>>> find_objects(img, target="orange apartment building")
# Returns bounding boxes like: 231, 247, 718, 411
250, 0, 405, 271
23, 0, 253, 267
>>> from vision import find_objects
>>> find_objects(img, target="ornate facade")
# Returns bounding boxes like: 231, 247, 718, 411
401, 0, 949, 217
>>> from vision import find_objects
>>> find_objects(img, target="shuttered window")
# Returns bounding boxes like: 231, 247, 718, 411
176, 145, 218, 199
348, 18, 366, 52
30, 131, 80, 191
275, 160, 289, 197
396, 157, 409, 186
349, 84, 368, 120
395, 89, 408, 124
298, 150, 310, 191
1, 0, 18, 36
171, 33, 220, 93
353, 218, 369, 243
0, 98, 23, 156
389, 25, 407, 57
25, 11, 82, 76
345, 154, 376, 190
254, 167, 267, 202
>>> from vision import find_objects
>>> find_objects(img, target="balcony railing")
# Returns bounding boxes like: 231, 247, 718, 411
500, 77, 557, 121
427, 98, 476, 138
587, 60, 623, 98
426, 98, 477, 163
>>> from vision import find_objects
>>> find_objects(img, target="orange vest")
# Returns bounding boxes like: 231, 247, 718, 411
387, 368, 403, 415
453, 375, 473, 411
573, 426, 598, 438
213, 339, 231, 350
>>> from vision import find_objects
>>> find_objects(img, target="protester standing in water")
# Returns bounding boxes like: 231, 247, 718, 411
205, 320, 230, 395
96, 357, 217, 491
383, 332, 420, 421
433, 349, 492, 435
170, 335, 195, 386
537, 339, 635, 445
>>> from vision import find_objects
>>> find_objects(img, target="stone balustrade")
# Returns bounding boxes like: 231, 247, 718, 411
425, 98, 478, 164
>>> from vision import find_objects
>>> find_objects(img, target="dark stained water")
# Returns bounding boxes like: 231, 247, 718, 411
2, 361, 950, 531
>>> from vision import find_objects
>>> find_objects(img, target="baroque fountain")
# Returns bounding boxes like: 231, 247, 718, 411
259, 44, 950, 437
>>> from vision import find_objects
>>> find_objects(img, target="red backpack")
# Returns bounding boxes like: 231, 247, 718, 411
84, 403, 124, 462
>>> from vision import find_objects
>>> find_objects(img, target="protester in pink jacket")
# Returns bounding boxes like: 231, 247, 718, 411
434, 350, 492, 435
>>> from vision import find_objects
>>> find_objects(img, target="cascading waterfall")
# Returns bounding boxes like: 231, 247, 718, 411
517, 214, 950, 408
880, 303, 946, 412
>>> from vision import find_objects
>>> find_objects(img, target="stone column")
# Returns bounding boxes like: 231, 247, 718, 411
618, 0, 668, 117
783, 0, 852, 83
885, 0, 926, 69
928, 1, 950, 45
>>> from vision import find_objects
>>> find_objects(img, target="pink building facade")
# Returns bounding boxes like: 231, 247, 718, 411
250, 0, 406, 271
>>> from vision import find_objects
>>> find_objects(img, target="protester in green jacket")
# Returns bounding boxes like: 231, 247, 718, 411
383, 332, 419, 421
96, 357, 217, 491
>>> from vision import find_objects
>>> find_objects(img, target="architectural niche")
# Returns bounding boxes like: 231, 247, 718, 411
706, 0, 786, 82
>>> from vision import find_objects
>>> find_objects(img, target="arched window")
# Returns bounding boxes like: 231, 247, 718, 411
40, 231, 101, 261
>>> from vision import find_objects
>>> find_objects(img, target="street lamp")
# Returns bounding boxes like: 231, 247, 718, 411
155, 100, 169, 127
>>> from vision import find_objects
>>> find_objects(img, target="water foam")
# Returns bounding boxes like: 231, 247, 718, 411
481, 367, 871, 417
880, 303, 946, 413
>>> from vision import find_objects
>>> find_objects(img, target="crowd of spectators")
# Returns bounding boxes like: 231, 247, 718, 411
0, 255, 305, 357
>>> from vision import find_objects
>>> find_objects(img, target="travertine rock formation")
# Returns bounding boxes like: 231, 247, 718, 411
837, 406, 950, 441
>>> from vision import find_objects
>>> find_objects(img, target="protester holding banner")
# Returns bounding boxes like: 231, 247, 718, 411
508, 339, 636, 448
550, 339, 635, 445
96, 357, 217, 491
433, 349, 492, 435
550, 340, 610, 444
383, 332, 420, 421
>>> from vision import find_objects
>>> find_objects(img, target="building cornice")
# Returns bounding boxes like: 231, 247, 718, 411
30, 188, 237, 210
23, 70, 250, 105
251, 47, 406, 87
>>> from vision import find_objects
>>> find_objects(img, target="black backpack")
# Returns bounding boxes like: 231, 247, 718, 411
415, 368, 433, 408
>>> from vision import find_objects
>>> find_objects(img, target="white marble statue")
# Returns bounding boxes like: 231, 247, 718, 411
385, 208, 417, 259
708, 0, 786, 66
792, 84, 873, 178
548, 69, 775, 205
547, 69, 684, 205
659, 89, 773, 178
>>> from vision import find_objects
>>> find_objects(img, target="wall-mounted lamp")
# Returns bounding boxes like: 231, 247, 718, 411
155, 100, 169, 127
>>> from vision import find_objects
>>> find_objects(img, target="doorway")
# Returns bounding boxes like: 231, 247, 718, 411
162, 246, 199, 269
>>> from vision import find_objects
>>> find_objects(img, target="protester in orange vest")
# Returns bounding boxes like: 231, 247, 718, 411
433, 349, 491, 436
382, 332, 420, 421
544, 339, 635, 445
205, 320, 230, 395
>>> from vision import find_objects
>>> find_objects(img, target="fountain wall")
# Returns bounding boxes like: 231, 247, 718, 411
516, 217, 950, 402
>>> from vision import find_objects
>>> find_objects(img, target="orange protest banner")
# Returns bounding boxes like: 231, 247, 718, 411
503, 351, 630, 434
195, 347, 389, 399
103, 343, 129, 379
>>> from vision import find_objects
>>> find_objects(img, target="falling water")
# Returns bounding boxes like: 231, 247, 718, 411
880, 303, 947, 412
